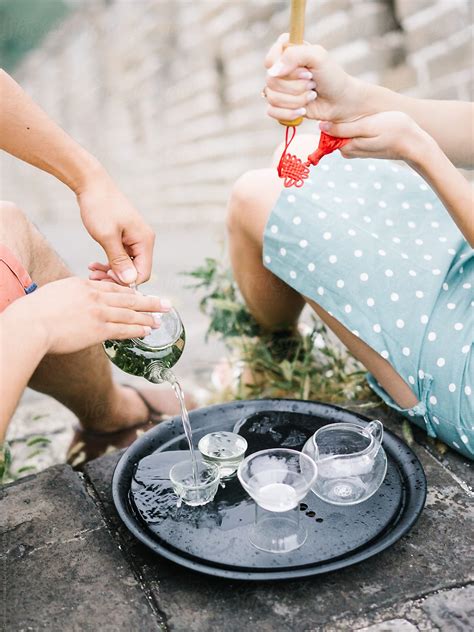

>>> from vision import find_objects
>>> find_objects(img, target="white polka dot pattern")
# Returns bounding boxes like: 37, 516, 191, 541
262, 151, 472, 458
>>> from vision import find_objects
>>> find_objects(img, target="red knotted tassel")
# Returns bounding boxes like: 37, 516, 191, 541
307, 132, 351, 166
278, 128, 351, 188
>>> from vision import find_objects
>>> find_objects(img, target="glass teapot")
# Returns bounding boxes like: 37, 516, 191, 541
302, 420, 387, 505
103, 300, 185, 383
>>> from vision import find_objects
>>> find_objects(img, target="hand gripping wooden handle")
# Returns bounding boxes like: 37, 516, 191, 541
279, 0, 307, 127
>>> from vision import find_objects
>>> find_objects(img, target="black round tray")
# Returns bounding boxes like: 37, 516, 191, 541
112, 399, 426, 581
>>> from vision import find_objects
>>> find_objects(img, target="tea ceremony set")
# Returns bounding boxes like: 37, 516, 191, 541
106, 300, 426, 582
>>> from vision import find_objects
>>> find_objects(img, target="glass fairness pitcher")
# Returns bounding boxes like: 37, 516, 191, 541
103, 302, 185, 383
302, 420, 387, 505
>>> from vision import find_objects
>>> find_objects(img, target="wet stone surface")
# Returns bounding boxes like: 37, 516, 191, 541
1, 465, 162, 632
356, 619, 419, 632
2, 408, 473, 631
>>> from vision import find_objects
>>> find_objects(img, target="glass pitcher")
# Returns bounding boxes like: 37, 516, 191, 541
302, 420, 387, 505
103, 307, 185, 383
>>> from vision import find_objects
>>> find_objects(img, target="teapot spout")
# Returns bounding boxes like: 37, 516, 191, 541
366, 420, 384, 445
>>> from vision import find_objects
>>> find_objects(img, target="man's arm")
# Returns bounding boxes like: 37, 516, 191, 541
0, 279, 167, 441
0, 70, 155, 285
0, 68, 99, 192
0, 303, 48, 440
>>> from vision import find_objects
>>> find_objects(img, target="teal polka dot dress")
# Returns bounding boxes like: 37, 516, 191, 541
263, 152, 473, 459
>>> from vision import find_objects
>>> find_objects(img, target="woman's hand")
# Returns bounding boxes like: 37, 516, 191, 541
264, 34, 370, 124
77, 171, 155, 286
320, 111, 433, 162
12, 278, 171, 355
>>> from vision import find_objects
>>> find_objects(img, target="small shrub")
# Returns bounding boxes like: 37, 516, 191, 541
184, 258, 380, 407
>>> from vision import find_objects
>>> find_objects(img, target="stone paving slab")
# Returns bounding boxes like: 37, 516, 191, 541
83, 409, 474, 632
1, 465, 162, 632
0, 466, 102, 549
357, 619, 420, 632
420, 585, 474, 632
349, 585, 474, 631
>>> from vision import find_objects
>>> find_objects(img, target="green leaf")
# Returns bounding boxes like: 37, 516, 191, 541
402, 420, 414, 446
208, 298, 242, 313
26, 436, 51, 447
0, 441, 12, 483
17, 465, 37, 475
279, 360, 293, 382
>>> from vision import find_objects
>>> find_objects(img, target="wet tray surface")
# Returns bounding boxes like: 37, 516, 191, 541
112, 399, 426, 581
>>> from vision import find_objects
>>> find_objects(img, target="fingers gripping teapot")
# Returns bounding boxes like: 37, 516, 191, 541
302, 420, 387, 505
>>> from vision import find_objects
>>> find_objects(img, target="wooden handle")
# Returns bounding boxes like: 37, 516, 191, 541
279, 0, 306, 127
289, 0, 306, 45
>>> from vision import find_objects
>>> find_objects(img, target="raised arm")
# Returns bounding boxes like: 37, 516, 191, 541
0, 70, 155, 284
0, 68, 99, 191
264, 36, 474, 169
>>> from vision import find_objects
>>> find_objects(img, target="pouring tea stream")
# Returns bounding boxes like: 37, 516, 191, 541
102, 287, 198, 479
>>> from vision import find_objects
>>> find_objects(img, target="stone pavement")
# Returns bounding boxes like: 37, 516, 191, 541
2, 407, 473, 632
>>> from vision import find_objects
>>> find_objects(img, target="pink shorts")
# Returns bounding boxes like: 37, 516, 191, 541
0, 244, 37, 313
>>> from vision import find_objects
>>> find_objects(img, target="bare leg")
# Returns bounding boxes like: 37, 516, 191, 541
0, 201, 182, 431
227, 157, 418, 409
228, 169, 305, 329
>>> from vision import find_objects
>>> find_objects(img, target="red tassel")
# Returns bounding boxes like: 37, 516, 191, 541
277, 129, 351, 188
307, 132, 351, 166
277, 126, 310, 188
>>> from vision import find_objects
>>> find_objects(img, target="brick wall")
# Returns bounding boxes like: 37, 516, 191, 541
1, 0, 472, 224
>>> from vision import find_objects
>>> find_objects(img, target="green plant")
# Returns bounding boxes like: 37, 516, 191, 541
0, 434, 53, 485
0, 441, 12, 484
184, 258, 380, 407
185, 257, 261, 340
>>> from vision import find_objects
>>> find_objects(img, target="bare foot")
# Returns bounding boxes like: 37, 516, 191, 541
67, 383, 198, 470
124, 383, 198, 419
79, 383, 197, 433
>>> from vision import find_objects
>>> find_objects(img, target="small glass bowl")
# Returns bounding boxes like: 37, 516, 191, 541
198, 432, 248, 480
237, 448, 318, 553
169, 458, 220, 507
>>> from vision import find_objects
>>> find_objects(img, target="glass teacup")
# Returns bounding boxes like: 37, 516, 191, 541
238, 448, 317, 553
169, 458, 220, 507
302, 420, 387, 505
198, 432, 248, 480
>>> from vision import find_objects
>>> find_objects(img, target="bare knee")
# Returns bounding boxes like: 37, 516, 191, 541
227, 169, 281, 243
0, 201, 33, 269
0, 201, 69, 284
227, 170, 263, 232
